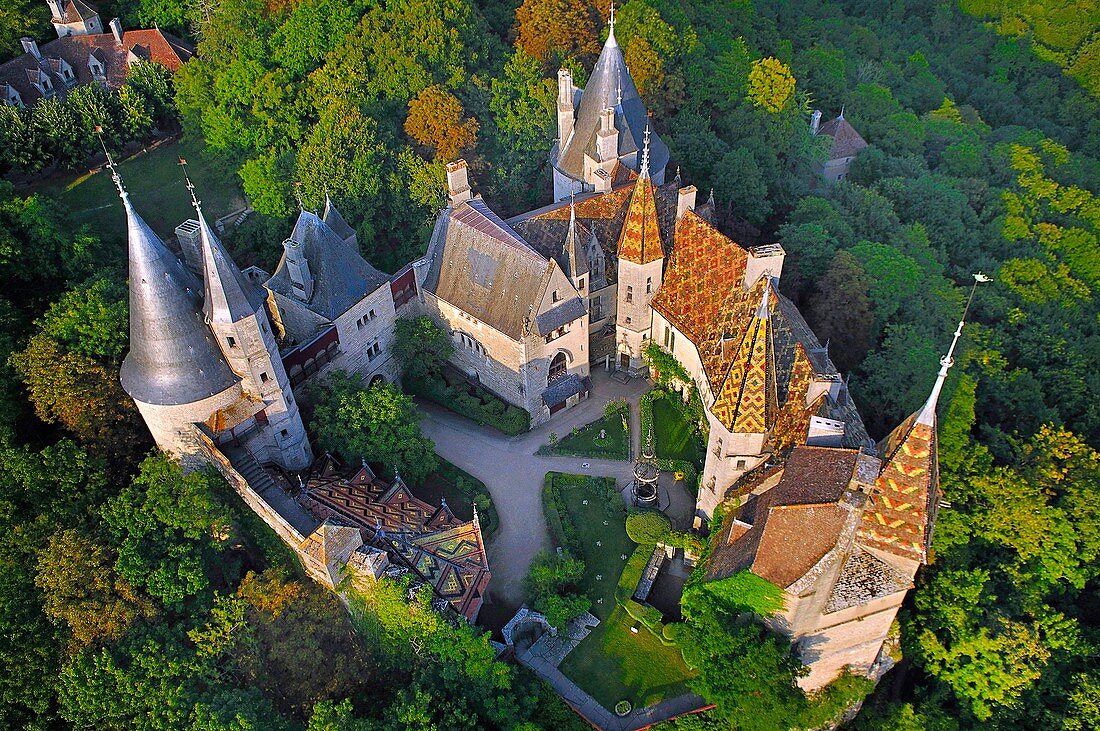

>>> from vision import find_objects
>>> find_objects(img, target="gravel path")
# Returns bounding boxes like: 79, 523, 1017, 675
418, 370, 649, 607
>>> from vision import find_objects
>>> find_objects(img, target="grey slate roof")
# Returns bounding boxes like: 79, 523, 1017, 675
823, 547, 911, 614
561, 209, 590, 280
118, 192, 238, 406
423, 199, 552, 341
542, 373, 587, 407
196, 208, 263, 325
266, 211, 389, 322
534, 297, 586, 336
555, 33, 669, 183
322, 195, 356, 244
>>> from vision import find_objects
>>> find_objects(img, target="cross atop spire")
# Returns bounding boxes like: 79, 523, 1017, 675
640, 123, 651, 179
179, 157, 201, 212
607, 1, 617, 47
915, 273, 990, 426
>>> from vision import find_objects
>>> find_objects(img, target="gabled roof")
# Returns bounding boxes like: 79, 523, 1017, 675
302, 462, 490, 622
616, 172, 664, 264
555, 31, 669, 181
266, 211, 390, 322
817, 115, 868, 160
118, 188, 238, 406
423, 198, 553, 341
0, 29, 192, 104
54, 0, 100, 24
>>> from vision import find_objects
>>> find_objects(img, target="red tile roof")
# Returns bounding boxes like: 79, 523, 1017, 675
817, 116, 868, 160
616, 174, 664, 264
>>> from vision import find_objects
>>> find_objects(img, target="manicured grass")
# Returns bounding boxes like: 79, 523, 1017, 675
651, 396, 705, 466
37, 136, 245, 247
549, 475, 695, 709
547, 410, 630, 460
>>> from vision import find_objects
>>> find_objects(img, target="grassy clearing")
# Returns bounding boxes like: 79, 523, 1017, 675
548, 474, 694, 709
35, 136, 245, 247
651, 395, 705, 466
547, 410, 630, 460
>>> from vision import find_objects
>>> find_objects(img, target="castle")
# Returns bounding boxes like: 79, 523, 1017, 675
116, 14, 943, 691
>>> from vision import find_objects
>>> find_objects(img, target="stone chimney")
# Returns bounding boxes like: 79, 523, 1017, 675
109, 17, 123, 45
47, 0, 66, 21
557, 67, 574, 146
174, 219, 203, 275
283, 237, 314, 301
20, 38, 40, 60
676, 185, 697, 221
743, 243, 785, 290
810, 109, 822, 135
595, 107, 617, 163
446, 159, 472, 206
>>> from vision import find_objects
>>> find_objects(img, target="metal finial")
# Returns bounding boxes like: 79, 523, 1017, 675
96, 126, 126, 200
293, 182, 305, 212
179, 157, 201, 213
607, 1, 617, 46
639, 124, 651, 178
616, 80, 623, 107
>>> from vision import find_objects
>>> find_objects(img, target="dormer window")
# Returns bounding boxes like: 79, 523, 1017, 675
552, 289, 561, 303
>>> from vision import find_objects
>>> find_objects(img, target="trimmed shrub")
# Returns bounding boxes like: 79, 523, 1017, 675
626, 510, 672, 545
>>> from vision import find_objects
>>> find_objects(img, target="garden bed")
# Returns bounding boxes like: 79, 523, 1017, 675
542, 473, 695, 709
543, 405, 630, 460
408, 365, 530, 436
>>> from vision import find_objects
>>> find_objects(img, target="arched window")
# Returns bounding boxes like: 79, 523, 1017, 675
548, 352, 567, 384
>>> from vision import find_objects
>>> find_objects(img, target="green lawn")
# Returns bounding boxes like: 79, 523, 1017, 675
547, 410, 630, 460
550, 476, 695, 709
35, 137, 245, 248
651, 395, 705, 466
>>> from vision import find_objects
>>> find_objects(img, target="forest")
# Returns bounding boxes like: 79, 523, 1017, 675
0, 0, 1097, 729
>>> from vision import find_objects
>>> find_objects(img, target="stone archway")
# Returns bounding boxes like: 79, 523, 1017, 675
548, 351, 568, 384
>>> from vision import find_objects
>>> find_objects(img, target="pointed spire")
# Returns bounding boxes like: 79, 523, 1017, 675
616, 148, 663, 265
607, 0, 617, 47
181, 161, 258, 325
711, 279, 777, 434
562, 191, 587, 280
116, 148, 237, 407
639, 123, 651, 179
915, 273, 990, 426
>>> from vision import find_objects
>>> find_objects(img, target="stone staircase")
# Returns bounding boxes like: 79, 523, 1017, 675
223, 446, 318, 536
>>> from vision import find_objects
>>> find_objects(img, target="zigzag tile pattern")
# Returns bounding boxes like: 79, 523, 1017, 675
857, 415, 938, 563
710, 286, 777, 434
616, 174, 664, 264
301, 459, 490, 621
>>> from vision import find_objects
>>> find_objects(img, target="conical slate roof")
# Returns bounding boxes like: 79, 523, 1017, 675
322, 195, 356, 243
561, 203, 589, 279
119, 191, 237, 406
196, 206, 263, 325
556, 29, 669, 181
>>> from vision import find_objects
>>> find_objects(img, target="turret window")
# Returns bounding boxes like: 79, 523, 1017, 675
646, 277, 652, 294
552, 289, 561, 302
578, 278, 585, 291
260, 371, 269, 383
625, 285, 633, 303
226, 336, 236, 348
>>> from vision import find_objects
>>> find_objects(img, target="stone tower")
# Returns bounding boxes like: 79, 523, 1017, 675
551, 8, 668, 200
189, 182, 313, 471
614, 130, 665, 371
116, 170, 244, 470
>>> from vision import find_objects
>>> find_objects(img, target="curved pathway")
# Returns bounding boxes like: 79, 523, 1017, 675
418, 371, 648, 606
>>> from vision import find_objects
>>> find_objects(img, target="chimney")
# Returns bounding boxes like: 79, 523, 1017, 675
47, 0, 65, 21
557, 68, 574, 146
283, 237, 314, 301
595, 107, 617, 163
109, 17, 123, 46
20, 38, 40, 60
174, 219, 203, 275
743, 243, 786, 290
810, 109, 822, 135
446, 159, 472, 205
676, 185, 697, 221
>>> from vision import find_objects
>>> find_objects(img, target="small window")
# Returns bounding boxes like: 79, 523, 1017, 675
736, 459, 747, 469
368, 309, 376, 320
227, 336, 236, 348
625, 285, 633, 304
625, 316, 632, 325
552, 289, 561, 303
578, 277, 585, 291
646, 277, 652, 294
280, 429, 289, 438
260, 371, 269, 383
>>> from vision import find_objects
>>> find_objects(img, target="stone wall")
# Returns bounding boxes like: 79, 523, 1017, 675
328, 282, 401, 385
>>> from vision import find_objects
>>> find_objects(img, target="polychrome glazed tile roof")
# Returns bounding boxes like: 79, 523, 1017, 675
302, 459, 490, 621
616, 174, 664, 265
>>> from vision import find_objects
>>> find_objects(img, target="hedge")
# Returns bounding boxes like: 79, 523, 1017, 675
625, 510, 672, 545
616, 544, 653, 603
407, 368, 530, 435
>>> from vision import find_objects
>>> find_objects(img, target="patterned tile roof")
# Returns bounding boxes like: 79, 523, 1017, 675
710, 283, 778, 434
857, 413, 939, 564
616, 174, 664, 265
302, 460, 490, 621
